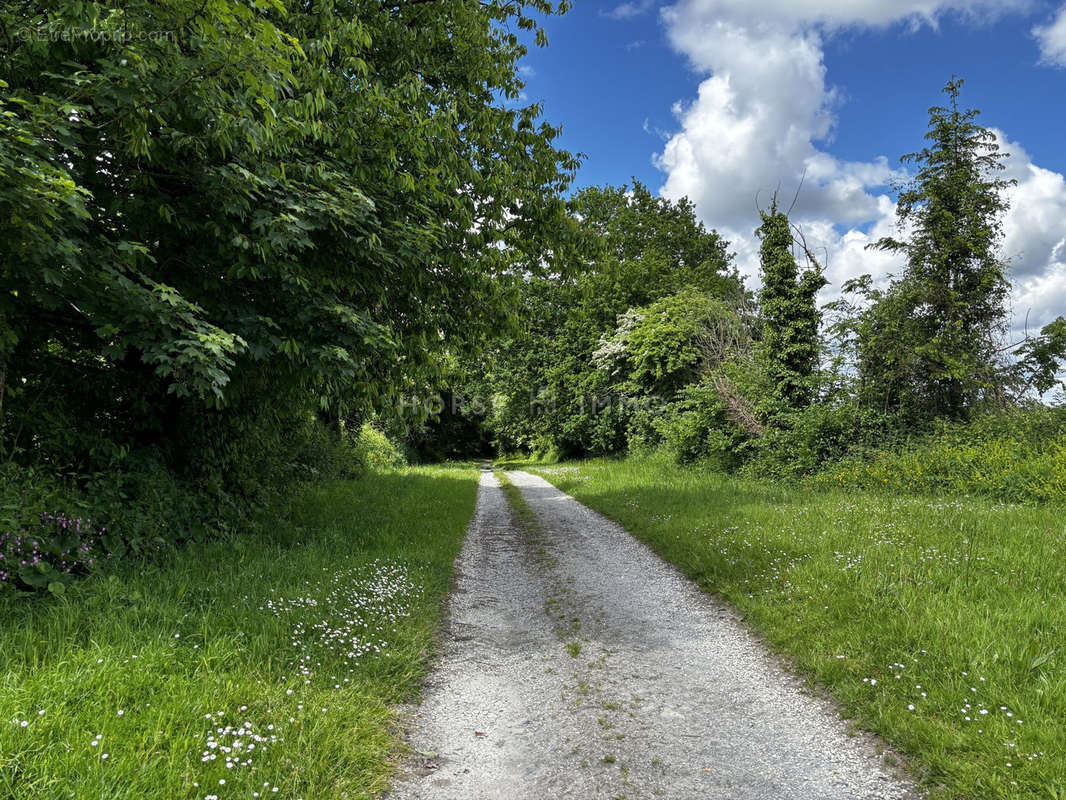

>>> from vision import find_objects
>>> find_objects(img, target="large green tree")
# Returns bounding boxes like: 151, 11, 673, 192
862, 78, 1013, 418
482, 181, 739, 455
1, 0, 581, 473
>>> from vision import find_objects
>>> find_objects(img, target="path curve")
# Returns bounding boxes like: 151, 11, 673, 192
388, 469, 919, 800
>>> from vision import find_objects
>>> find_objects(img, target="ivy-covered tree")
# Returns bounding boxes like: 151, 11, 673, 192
864, 77, 1014, 418
756, 198, 827, 410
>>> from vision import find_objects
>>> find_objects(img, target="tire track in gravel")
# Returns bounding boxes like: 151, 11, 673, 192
387, 468, 920, 800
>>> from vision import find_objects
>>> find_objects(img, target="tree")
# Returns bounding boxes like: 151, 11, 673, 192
864, 77, 1014, 418
756, 198, 827, 410
481, 182, 739, 456
569, 182, 741, 331
0, 0, 582, 478
1014, 317, 1066, 396
593, 289, 749, 398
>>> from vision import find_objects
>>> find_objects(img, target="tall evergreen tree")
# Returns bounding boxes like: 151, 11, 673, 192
864, 77, 1014, 418
756, 199, 827, 410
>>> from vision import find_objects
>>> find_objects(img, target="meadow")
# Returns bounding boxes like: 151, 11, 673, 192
528, 456, 1066, 799
0, 465, 477, 800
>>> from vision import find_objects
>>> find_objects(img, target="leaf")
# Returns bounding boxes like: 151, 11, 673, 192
1030, 650, 1055, 672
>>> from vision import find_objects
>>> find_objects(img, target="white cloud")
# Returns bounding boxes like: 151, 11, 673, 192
603, 0, 657, 20
1015, 263, 1066, 333
664, 0, 1024, 37
995, 131, 1066, 332
653, 0, 1066, 343
1034, 5, 1066, 66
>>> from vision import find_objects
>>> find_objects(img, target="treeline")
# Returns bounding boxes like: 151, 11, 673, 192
440, 80, 1066, 499
5, 2, 1066, 596
1, 0, 581, 594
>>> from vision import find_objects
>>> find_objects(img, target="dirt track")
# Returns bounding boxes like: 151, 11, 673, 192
388, 469, 918, 800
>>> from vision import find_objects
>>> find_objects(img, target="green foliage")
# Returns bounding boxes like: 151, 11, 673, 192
816, 408, 1066, 504
651, 380, 749, 468
479, 77, 1064, 479
613, 289, 747, 397
744, 402, 903, 479
0, 459, 222, 596
756, 199, 826, 411
0, 411, 411, 595
861, 78, 1014, 419
1014, 317, 1066, 395
1, 0, 581, 486
406, 390, 494, 463
353, 423, 408, 471
569, 182, 742, 329
482, 182, 740, 457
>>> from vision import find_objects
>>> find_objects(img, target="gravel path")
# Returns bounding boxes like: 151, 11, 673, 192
388, 469, 919, 800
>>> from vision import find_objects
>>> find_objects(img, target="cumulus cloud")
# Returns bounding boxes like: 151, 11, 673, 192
654, 23, 899, 233
995, 131, 1066, 331
652, 0, 1066, 342
1034, 5, 1066, 66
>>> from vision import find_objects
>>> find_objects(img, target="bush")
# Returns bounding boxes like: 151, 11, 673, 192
814, 408, 1066, 504
0, 460, 220, 597
353, 423, 407, 471
744, 402, 903, 479
653, 381, 750, 469
0, 415, 412, 597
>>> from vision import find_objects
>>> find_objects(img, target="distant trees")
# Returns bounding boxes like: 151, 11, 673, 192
480, 182, 740, 456
477, 77, 1066, 474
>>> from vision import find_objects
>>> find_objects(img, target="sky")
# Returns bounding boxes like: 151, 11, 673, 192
516, 0, 1066, 342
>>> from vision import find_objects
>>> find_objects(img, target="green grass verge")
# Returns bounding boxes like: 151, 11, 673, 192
528, 455, 1066, 799
0, 464, 477, 800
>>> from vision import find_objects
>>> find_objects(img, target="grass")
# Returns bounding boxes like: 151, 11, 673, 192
0, 464, 478, 800
528, 455, 1066, 799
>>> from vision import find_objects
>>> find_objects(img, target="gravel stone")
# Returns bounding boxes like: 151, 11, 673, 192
388, 469, 920, 800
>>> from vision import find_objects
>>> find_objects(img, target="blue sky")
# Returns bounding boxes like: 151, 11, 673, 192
515, 1, 1066, 337
522, 3, 1066, 188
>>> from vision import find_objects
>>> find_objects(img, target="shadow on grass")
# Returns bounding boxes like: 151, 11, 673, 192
270, 466, 476, 550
